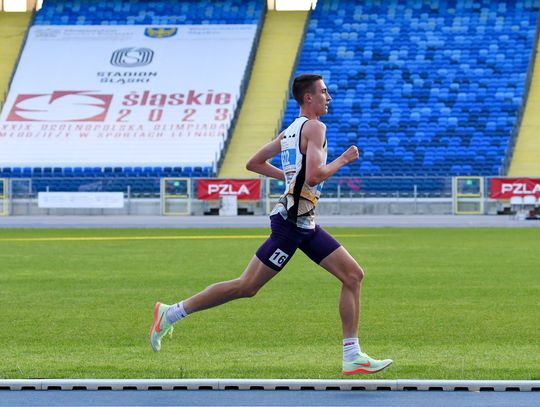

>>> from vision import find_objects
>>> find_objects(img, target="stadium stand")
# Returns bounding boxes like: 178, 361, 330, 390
1, 0, 265, 195
33, 0, 263, 25
276, 0, 539, 195
2, 0, 540, 199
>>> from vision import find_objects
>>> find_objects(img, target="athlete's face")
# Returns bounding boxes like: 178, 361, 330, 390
308, 79, 332, 116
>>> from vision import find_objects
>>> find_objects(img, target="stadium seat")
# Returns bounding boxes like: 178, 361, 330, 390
34, 0, 264, 26
276, 0, 538, 195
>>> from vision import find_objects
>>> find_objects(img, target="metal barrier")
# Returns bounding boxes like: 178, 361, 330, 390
453, 176, 484, 214
0, 178, 7, 215
160, 177, 191, 215
2, 175, 535, 216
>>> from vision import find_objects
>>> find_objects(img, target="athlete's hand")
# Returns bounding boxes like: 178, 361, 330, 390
340, 145, 359, 164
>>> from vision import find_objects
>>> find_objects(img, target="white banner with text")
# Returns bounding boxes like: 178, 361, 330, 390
0, 25, 257, 167
38, 192, 124, 208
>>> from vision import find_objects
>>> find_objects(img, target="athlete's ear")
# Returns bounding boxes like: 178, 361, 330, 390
304, 92, 312, 104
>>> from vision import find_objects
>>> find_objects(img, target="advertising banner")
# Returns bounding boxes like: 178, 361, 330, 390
197, 179, 261, 200
0, 25, 257, 167
38, 192, 124, 208
490, 178, 540, 199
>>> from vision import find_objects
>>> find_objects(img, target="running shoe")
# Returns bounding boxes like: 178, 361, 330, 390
149, 302, 174, 352
342, 352, 393, 374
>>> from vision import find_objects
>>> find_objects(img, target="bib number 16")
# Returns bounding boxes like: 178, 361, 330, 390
269, 248, 289, 268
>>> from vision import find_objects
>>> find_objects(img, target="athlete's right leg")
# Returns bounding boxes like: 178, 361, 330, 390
300, 226, 392, 374
182, 256, 279, 314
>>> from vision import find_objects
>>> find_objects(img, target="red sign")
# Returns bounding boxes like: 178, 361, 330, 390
197, 179, 261, 200
490, 178, 540, 199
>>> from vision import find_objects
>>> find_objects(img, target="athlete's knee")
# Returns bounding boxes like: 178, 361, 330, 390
356, 264, 365, 282
237, 285, 260, 298
233, 278, 261, 298
344, 263, 364, 288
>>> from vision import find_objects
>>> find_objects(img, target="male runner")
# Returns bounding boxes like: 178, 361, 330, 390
149, 74, 393, 375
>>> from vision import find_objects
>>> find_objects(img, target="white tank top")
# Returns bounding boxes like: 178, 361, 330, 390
271, 116, 327, 229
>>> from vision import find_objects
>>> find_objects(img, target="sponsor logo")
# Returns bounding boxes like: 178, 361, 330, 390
207, 183, 251, 196
155, 313, 164, 333
6, 91, 113, 122
144, 27, 178, 38
198, 180, 261, 200
501, 182, 540, 195
110, 47, 154, 67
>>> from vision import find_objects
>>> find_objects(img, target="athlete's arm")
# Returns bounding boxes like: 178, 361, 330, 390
303, 120, 359, 187
245, 133, 285, 180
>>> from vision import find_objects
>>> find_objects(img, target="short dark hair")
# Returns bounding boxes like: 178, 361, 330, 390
292, 73, 323, 105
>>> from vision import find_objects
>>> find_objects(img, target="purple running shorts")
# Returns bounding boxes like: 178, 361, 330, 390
255, 214, 342, 272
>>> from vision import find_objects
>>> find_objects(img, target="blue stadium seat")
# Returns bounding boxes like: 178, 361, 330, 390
34, 0, 264, 26
279, 0, 539, 194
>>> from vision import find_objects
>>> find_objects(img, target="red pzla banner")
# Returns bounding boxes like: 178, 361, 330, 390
490, 178, 540, 199
197, 179, 261, 200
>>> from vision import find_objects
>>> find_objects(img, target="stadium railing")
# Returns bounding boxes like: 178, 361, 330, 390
0, 177, 7, 215
4, 175, 538, 217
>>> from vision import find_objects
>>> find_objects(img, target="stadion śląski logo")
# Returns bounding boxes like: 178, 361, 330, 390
110, 47, 154, 67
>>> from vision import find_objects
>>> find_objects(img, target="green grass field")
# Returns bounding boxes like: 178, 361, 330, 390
0, 227, 539, 380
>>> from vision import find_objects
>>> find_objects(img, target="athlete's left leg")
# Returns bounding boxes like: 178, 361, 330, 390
298, 226, 362, 338
300, 227, 392, 374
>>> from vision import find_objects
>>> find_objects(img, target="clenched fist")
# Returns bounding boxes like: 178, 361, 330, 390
341, 145, 360, 164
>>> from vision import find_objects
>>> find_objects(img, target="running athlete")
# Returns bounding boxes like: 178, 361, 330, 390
149, 74, 393, 375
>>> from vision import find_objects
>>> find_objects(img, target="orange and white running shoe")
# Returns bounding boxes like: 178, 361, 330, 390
342, 352, 393, 375
149, 302, 174, 352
